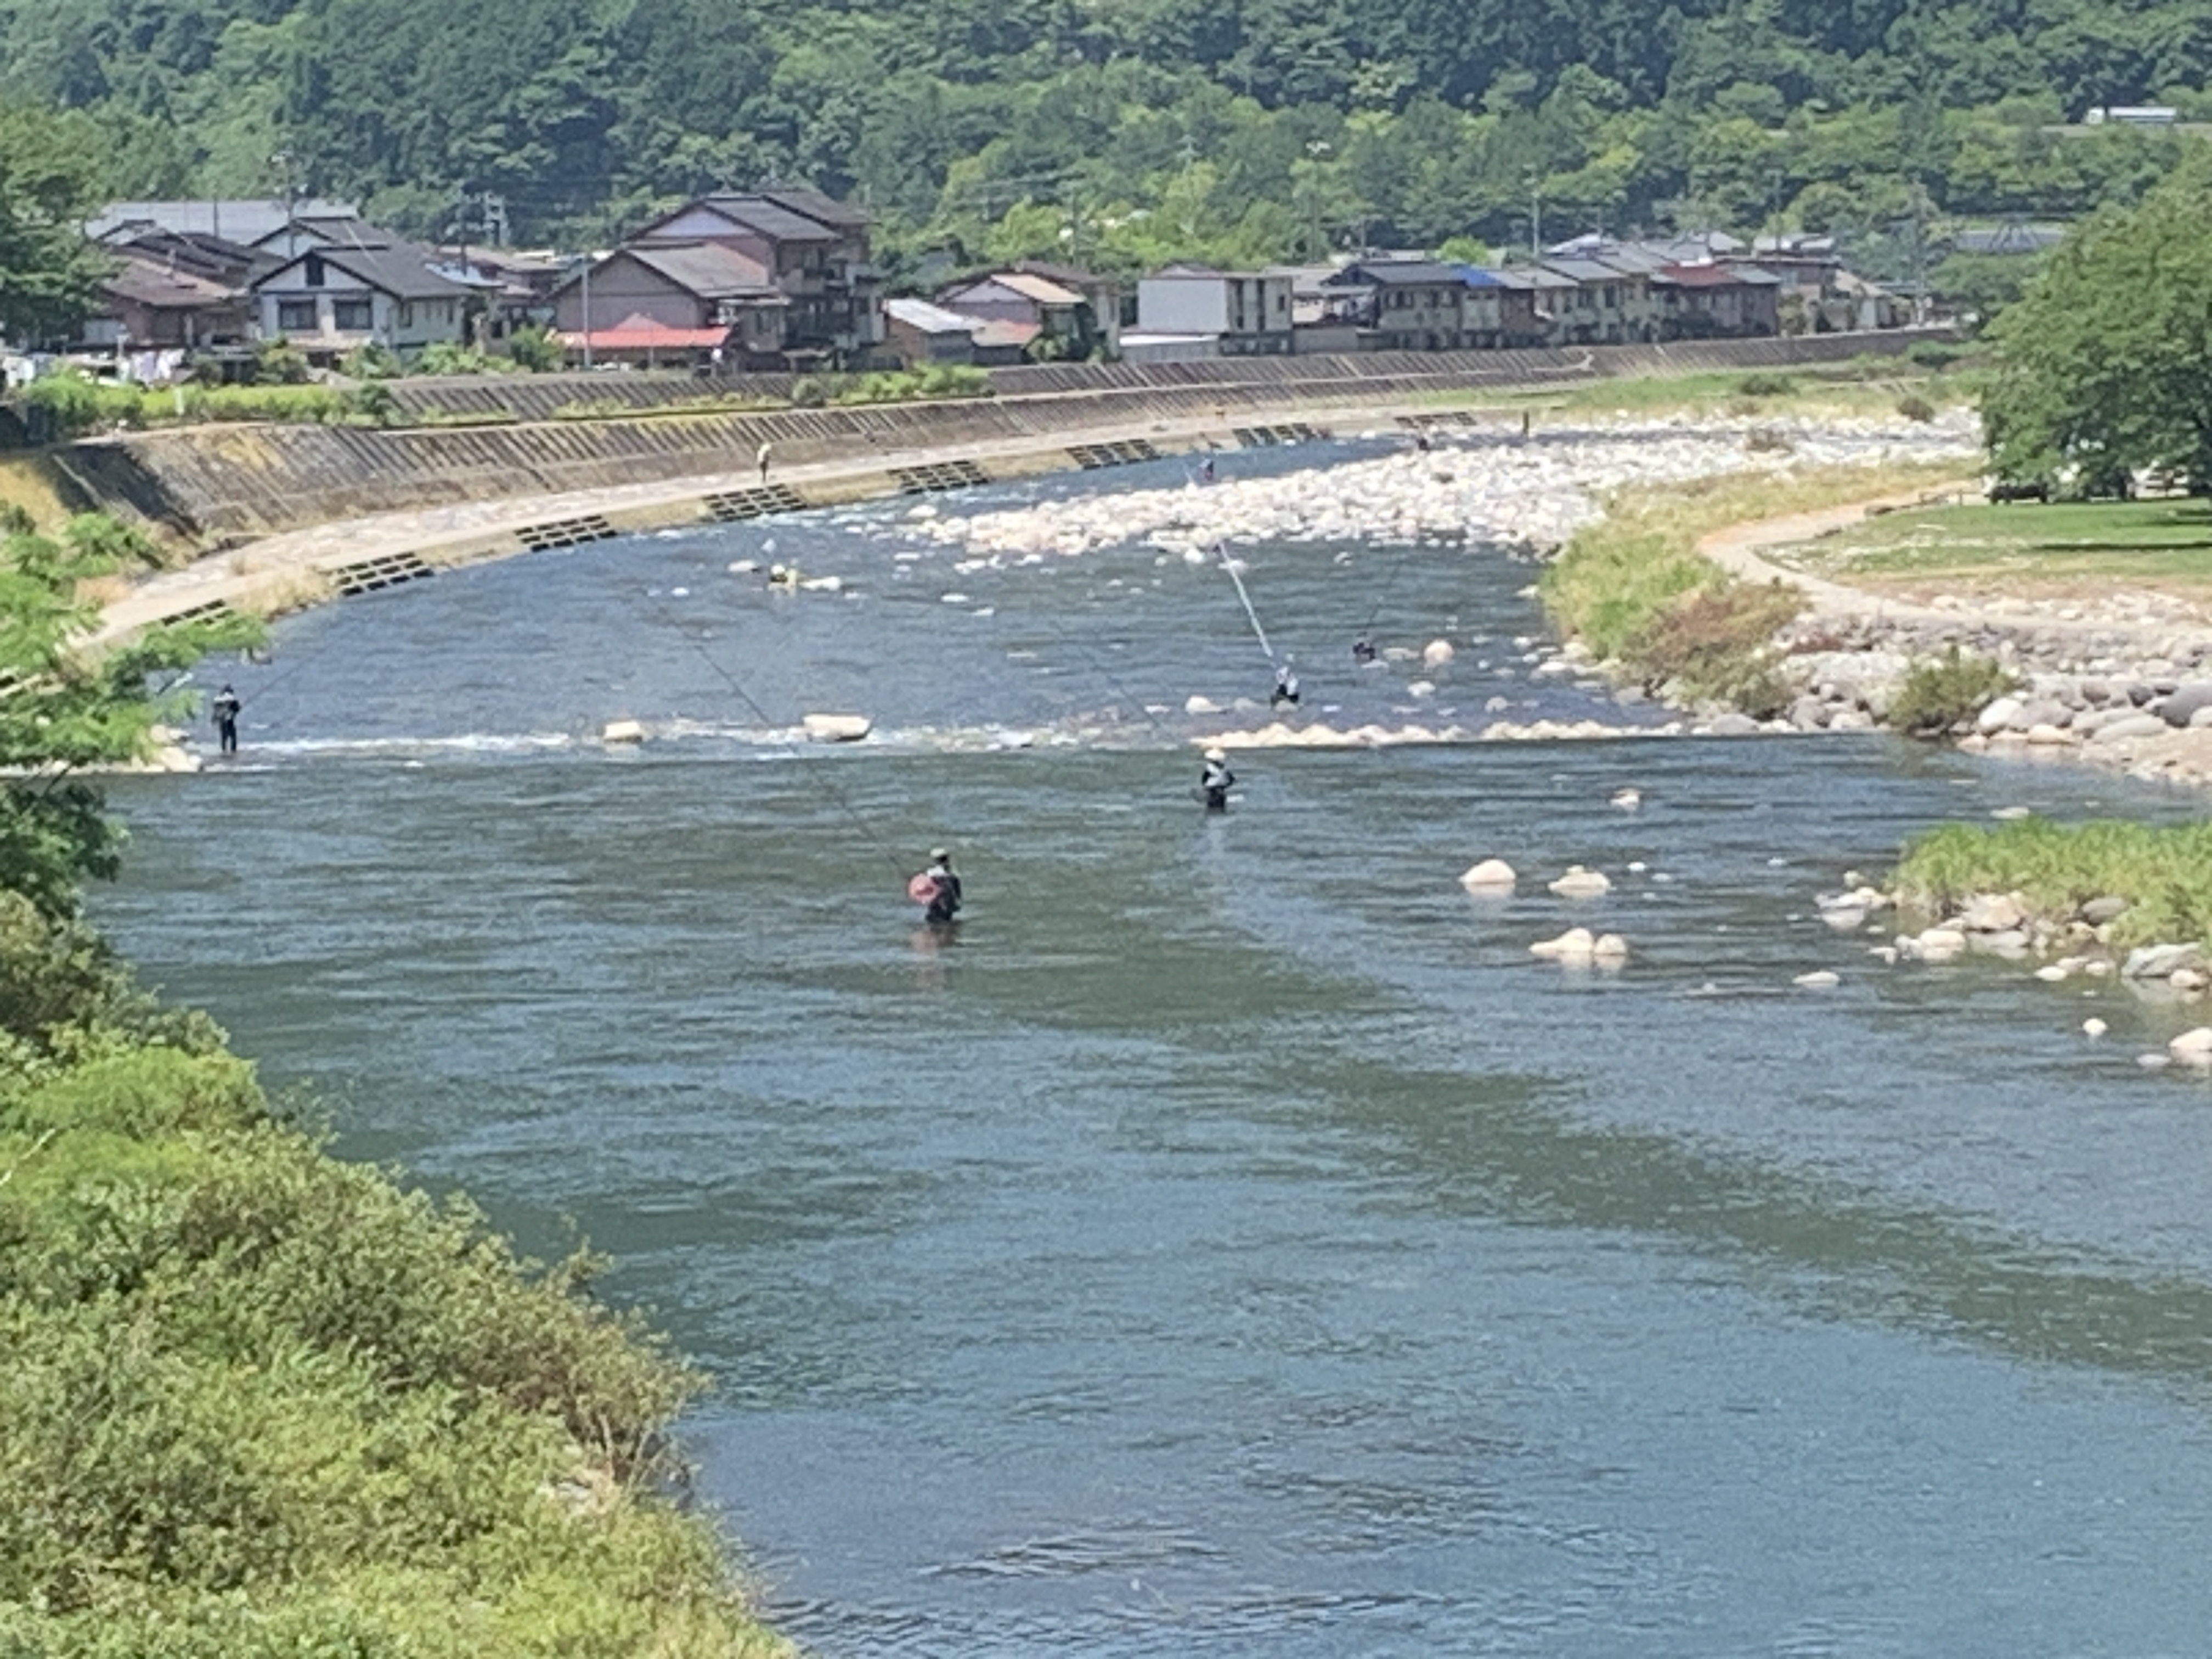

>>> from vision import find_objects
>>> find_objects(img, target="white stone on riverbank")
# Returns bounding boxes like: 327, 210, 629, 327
1460, 859, 1517, 891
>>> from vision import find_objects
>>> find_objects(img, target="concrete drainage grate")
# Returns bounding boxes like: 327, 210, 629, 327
329, 552, 435, 596
1068, 439, 1163, 469
890, 460, 990, 494
704, 486, 807, 521
516, 514, 617, 551
1231, 422, 1327, 447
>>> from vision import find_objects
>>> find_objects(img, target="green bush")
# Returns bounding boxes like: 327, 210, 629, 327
18, 373, 143, 438
1896, 393, 1937, 422
1893, 818, 2212, 949
1886, 645, 2019, 737
1736, 371, 1797, 397
1906, 340, 1965, 370
501, 324, 565, 374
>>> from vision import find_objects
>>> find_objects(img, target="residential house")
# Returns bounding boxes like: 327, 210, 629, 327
932, 272, 1082, 360
1651, 261, 1781, 337
1452, 266, 1508, 347
1490, 267, 1577, 347
86, 254, 254, 352
887, 298, 980, 366
251, 244, 472, 364
1539, 256, 1652, 345
1323, 261, 1473, 351
88, 198, 359, 248
1273, 263, 1372, 354
1820, 270, 1911, 332
629, 189, 883, 365
1136, 265, 1294, 354
1005, 261, 1124, 355
1737, 233, 1844, 326
550, 242, 788, 367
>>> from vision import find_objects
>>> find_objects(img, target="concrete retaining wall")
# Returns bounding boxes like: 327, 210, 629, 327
75, 330, 1946, 540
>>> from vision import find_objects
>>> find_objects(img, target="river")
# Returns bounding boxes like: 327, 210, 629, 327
96, 448, 2212, 1654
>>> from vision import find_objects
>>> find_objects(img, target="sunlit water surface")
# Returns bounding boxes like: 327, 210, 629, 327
95, 448, 2212, 1654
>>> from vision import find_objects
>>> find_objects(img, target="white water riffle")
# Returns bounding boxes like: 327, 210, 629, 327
887, 411, 1981, 560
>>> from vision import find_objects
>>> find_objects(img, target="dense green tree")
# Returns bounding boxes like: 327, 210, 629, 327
0, 100, 111, 343
1983, 152, 2212, 490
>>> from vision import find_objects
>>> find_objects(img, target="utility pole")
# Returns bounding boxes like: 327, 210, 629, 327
580, 249, 592, 370
272, 150, 299, 258
1526, 170, 1543, 256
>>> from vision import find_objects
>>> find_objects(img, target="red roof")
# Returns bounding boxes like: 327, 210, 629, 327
559, 313, 731, 351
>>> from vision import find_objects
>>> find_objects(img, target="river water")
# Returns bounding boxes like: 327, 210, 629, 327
96, 448, 2212, 1654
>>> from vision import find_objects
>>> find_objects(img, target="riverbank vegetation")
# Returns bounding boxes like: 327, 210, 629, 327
1887, 646, 2021, 737
1539, 461, 1967, 713
1893, 819, 2212, 950
0, 510, 782, 1651
1457, 353, 1983, 424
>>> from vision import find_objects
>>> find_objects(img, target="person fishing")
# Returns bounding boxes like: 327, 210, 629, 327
1271, 661, 1301, 708
768, 562, 800, 590
1198, 455, 1216, 484
1352, 635, 1377, 665
921, 846, 962, 925
756, 441, 774, 484
1199, 747, 1235, 811
210, 683, 242, 754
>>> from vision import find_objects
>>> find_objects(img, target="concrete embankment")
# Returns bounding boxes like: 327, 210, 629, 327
55, 332, 1937, 545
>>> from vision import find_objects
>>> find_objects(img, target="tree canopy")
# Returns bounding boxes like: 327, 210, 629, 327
2, 0, 2210, 281
0, 101, 111, 342
1983, 151, 2212, 490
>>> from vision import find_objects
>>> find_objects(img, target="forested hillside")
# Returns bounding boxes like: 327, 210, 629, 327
2, 0, 2206, 274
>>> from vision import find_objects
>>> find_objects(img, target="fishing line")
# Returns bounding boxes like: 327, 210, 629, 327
653, 594, 912, 881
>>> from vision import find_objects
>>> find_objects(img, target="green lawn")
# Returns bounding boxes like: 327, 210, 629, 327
1788, 497, 2212, 593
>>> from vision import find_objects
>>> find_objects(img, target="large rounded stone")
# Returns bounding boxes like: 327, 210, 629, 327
1460, 859, 1517, 891
2160, 682, 2212, 727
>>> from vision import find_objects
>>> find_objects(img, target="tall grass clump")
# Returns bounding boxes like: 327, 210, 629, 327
1893, 818, 2212, 947
1540, 463, 1966, 711
1887, 645, 2019, 737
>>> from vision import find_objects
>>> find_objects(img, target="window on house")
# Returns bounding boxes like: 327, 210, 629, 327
276, 299, 317, 332
333, 299, 373, 331
399, 302, 414, 329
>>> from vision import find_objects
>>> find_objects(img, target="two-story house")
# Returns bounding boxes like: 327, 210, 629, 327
1651, 262, 1782, 337
1324, 261, 1472, 351
251, 244, 472, 364
550, 242, 788, 366
628, 190, 884, 366
1134, 265, 1294, 355
1489, 267, 1577, 348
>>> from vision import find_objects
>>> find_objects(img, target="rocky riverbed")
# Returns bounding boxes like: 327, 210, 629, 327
892, 409, 1979, 565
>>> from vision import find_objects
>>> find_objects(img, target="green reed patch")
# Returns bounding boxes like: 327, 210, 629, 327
1893, 818, 2212, 949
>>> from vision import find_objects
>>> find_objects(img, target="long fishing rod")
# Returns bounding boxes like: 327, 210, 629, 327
1214, 542, 1276, 663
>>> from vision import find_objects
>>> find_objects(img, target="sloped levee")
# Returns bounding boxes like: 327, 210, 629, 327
75, 332, 1939, 540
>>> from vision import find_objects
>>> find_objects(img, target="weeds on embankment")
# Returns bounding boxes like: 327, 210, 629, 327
1539, 461, 1965, 714
1893, 819, 2212, 949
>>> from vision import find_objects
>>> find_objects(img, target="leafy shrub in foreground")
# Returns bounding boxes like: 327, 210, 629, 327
1887, 645, 2018, 737
1736, 371, 1796, 397
1624, 578, 1805, 716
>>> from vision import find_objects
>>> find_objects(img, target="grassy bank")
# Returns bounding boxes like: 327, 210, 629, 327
0, 905, 787, 1657
1892, 818, 2212, 949
1538, 460, 1968, 712
1781, 497, 2212, 602
1437, 352, 1982, 422
0, 831, 779, 1641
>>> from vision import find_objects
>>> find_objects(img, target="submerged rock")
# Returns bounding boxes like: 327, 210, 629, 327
1792, 969, 1841, 989
802, 713, 872, 742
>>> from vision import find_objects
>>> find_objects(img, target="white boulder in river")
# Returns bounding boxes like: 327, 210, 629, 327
801, 713, 872, 742
1422, 639, 1455, 668
2169, 1027, 2212, 1063
1548, 865, 1612, 898
1460, 859, 1517, 891
601, 719, 645, 744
